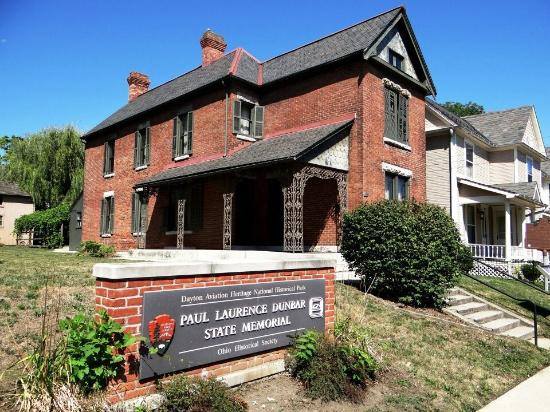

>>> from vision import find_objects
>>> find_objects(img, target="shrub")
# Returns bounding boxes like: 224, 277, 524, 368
14, 203, 70, 248
521, 262, 540, 282
79, 240, 116, 258
341, 200, 473, 308
286, 327, 377, 402
158, 375, 247, 412
59, 310, 135, 393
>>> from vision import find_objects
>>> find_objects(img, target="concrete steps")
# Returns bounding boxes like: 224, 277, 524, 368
445, 287, 538, 345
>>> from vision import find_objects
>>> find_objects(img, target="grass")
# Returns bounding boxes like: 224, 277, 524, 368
336, 283, 550, 411
458, 275, 550, 336
0, 246, 122, 404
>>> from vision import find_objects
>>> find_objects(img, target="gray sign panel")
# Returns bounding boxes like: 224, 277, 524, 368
140, 279, 325, 379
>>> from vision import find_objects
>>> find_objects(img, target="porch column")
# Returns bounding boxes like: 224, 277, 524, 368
176, 198, 186, 249
520, 207, 527, 247
504, 200, 511, 261
222, 192, 233, 250
335, 173, 348, 248
283, 171, 306, 253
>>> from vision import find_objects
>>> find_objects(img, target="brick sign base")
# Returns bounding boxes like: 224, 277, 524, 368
94, 266, 335, 404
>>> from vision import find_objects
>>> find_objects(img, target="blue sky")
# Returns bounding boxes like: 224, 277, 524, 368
1, 0, 549, 141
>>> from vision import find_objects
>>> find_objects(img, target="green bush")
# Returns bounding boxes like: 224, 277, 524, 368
79, 240, 116, 258
286, 326, 377, 402
341, 200, 473, 308
521, 262, 540, 282
59, 310, 135, 393
158, 375, 247, 412
14, 203, 70, 248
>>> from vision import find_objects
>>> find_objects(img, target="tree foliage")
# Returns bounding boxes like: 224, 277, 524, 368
340, 200, 473, 308
441, 101, 484, 117
3, 126, 83, 209
13, 203, 70, 248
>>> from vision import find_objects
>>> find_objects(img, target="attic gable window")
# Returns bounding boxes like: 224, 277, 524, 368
172, 112, 193, 160
134, 123, 150, 169
233, 99, 264, 139
383, 80, 409, 145
388, 49, 404, 71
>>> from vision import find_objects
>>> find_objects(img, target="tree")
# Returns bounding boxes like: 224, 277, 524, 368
3, 126, 84, 209
441, 101, 484, 117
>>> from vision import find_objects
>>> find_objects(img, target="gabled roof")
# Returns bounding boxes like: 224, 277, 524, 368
464, 106, 533, 146
136, 117, 353, 187
492, 182, 541, 204
426, 98, 492, 146
85, 7, 435, 139
542, 147, 550, 178
0, 181, 31, 198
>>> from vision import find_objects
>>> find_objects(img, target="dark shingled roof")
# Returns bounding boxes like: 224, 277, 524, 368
492, 182, 541, 204
0, 181, 31, 198
261, 8, 400, 84
464, 106, 533, 146
542, 147, 550, 177
137, 119, 353, 187
426, 98, 493, 146
85, 7, 435, 139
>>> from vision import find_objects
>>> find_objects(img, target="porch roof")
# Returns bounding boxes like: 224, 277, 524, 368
458, 177, 544, 207
136, 118, 353, 188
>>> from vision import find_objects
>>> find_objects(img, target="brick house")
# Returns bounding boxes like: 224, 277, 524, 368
82, 6, 436, 252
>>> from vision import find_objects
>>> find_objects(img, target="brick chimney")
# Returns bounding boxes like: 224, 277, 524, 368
200, 30, 227, 66
127, 72, 150, 101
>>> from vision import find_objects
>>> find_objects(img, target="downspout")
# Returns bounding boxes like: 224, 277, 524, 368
222, 80, 229, 157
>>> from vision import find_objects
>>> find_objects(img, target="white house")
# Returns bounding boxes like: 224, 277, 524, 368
425, 100, 546, 263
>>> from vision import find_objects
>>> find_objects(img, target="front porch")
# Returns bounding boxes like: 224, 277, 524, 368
458, 178, 544, 262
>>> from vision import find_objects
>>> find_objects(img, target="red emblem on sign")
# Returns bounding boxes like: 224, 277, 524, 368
148, 314, 176, 356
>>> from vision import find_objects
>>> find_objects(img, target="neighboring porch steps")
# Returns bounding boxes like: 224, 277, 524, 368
445, 287, 536, 342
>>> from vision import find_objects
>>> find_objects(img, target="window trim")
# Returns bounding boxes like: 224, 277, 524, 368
75, 212, 82, 229
527, 155, 533, 183
103, 136, 115, 177
134, 122, 151, 169
232, 99, 264, 140
465, 141, 474, 178
172, 111, 193, 159
131, 191, 147, 236
384, 172, 410, 201
383, 84, 409, 145
100, 195, 115, 236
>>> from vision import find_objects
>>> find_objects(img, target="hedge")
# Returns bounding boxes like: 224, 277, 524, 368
14, 203, 70, 248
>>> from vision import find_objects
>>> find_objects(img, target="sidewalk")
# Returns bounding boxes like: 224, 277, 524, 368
480, 365, 550, 411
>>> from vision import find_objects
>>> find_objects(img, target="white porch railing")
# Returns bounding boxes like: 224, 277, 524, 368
469, 244, 505, 260
468, 244, 543, 262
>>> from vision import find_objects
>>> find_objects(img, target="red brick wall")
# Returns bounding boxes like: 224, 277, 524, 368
82, 58, 427, 251
304, 178, 338, 247
95, 267, 335, 404
526, 218, 550, 250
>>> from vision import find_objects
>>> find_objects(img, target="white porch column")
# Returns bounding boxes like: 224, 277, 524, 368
520, 207, 527, 247
504, 200, 512, 261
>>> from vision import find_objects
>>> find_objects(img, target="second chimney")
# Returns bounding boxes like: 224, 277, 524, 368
127, 72, 150, 101
200, 30, 227, 66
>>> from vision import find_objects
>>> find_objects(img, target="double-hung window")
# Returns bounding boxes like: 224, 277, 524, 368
388, 49, 404, 71
103, 138, 115, 176
465, 142, 474, 178
527, 156, 533, 182
134, 124, 150, 169
76, 212, 82, 229
385, 172, 410, 201
384, 86, 408, 144
100, 195, 115, 236
233, 100, 264, 139
172, 112, 193, 160
131, 191, 147, 234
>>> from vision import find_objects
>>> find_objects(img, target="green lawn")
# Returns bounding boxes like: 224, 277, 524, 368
337, 284, 550, 411
459, 275, 550, 336
0, 246, 120, 403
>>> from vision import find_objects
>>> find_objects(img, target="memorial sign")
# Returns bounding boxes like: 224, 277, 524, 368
140, 279, 325, 379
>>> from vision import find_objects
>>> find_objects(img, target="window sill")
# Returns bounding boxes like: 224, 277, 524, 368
100, 234, 112, 238
132, 232, 145, 237
135, 165, 148, 171
236, 134, 257, 142
103, 173, 115, 179
383, 137, 411, 151
174, 154, 191, 162
165, 230, 194, 235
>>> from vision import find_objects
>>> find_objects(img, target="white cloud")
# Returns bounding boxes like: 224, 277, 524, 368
0, 39, 7, 43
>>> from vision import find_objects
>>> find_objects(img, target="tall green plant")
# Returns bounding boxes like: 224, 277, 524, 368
14, 203, 70, 248
4, 126, 83, 209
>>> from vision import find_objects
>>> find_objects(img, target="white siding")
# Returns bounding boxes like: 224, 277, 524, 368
426, 135, 451, 211
488, 150, 515, 184
455, 135, 490, 183
376, 28, 418, 80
